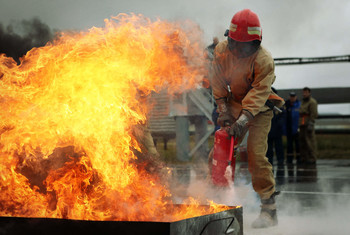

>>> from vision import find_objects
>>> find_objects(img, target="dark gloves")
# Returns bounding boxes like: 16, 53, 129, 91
228, 110, 254, 139
216, 99, 235, 127
217, 112, 235, 127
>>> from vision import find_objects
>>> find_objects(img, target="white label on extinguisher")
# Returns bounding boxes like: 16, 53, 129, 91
212, 159, 217, 166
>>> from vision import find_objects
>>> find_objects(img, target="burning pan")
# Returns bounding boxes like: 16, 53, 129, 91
0, 205, 242, 235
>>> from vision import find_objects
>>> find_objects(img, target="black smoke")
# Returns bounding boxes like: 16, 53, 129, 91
0, 17, 54, 64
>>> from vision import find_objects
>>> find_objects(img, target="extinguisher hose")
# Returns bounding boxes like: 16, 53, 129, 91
228, 136, 234, 165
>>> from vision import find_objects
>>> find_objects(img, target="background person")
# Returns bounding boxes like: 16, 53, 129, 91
285, 91, 301, 176
206, 37, 219, 60
299, 87, 318, 165
266, 87, 285, 177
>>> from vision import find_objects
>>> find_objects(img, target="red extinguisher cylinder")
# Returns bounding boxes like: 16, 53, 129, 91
212, 128, 237, 186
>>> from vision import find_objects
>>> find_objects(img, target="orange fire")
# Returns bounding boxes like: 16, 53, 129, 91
0, 13, 229, 222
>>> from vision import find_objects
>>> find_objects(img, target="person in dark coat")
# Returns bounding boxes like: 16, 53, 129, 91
266, 88, 285, 168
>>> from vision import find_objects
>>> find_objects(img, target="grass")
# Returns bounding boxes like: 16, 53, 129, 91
316, 134, 350, 159
155, 134, 350, 163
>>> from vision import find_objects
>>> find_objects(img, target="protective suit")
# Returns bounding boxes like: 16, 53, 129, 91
212, 40, 284, 199
211, 9, 285, 228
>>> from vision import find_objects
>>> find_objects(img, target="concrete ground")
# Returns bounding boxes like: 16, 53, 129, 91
169, 159, 350, 235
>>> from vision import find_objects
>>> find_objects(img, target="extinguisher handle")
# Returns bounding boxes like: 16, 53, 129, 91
228, 136, 234, 165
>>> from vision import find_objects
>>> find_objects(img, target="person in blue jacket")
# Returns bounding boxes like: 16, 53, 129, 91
285, 92, 301, 169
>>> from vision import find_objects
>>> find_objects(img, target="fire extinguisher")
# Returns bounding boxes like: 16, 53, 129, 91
211, 127, 237, 187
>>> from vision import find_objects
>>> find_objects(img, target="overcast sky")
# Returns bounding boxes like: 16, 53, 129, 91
1, 0, 350, 113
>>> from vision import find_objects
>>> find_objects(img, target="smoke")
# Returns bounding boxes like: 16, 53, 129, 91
266, 186, 350, 235
0, 17, 54, 63
177, 163, 350, 235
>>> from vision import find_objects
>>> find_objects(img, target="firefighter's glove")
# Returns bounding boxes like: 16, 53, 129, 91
217, 112, 235, 127
216, 99, 234, 127
307, 121, 314, 132
228, 110, 253, 139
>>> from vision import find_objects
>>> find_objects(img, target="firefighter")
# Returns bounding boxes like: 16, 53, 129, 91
130, 90, 164, 176
299, 87, 318, 165
206, 37, 219, 60
211, 9, 284, 228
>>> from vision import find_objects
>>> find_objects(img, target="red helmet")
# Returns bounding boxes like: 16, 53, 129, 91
229, 9, 262, 42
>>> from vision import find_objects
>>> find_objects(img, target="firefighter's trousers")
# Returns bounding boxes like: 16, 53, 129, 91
246, 110, 275, 200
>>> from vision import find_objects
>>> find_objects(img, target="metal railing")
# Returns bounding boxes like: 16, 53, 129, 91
274, 55, 350, 66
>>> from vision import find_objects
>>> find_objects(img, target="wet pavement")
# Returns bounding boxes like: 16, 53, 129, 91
169, 159, 350, 235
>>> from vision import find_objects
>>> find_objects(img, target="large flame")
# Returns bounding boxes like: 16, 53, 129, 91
0, 14, 229, 221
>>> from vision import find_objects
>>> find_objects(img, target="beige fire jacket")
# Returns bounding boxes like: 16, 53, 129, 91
211, 40, 284, 119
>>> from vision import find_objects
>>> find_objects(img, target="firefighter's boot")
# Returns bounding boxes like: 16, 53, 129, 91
251, 191, 280, 229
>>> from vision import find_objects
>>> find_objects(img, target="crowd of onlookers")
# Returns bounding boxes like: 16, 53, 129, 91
267, 87, 318, 175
